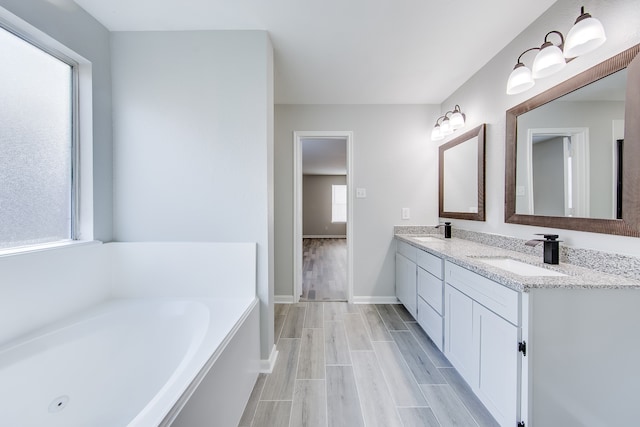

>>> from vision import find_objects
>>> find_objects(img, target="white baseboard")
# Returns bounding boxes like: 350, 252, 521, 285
275, 295, 398, 304
259, 345, 278, 373
302, 235, 347, 239
274, 295, 295, 304
352, 296, 400, 304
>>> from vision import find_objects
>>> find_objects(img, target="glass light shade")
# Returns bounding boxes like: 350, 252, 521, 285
431, 125, 444, 141
440, 118, 453, 136
506, 64, 535, 95
563, 15, 606, 58
532, 44, 566, 79
449, 111, 465, 130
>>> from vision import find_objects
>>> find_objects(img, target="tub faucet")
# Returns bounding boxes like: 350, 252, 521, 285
525, 234, 561, 264
435, 222, 452, 238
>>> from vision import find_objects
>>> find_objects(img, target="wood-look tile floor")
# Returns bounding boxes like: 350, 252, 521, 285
301, 239, 347, 301
239, 302, 499, 427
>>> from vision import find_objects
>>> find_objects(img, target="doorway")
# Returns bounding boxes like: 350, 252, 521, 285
525, 127, 590, 217
293, 131, 353, 303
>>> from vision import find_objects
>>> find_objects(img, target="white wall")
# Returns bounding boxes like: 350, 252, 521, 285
275, 105, 440, 299
0, 0, 113, 241
439, 0, 640, 257
111, 31, 274, 359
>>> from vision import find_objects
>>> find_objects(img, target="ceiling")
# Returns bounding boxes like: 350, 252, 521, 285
302, 138, 347, 175
69, 0, 557, 105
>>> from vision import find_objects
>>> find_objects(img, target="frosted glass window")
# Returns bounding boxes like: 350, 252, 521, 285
331, 185, 347, 223
0, 27, 74, 249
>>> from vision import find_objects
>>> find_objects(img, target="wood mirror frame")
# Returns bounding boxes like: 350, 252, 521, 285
505, 43, 640, 237
439, 123, 486, 221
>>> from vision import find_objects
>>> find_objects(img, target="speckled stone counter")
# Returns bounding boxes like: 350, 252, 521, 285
395, 233, 640, 292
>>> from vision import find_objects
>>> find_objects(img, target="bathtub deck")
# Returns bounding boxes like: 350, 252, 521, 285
239, 302, 499, 427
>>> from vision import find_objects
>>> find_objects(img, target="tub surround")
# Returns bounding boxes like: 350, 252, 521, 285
0, 242, 110, 346
395, 225, 640, 281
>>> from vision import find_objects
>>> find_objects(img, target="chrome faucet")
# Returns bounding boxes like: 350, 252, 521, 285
435, 222, 452, 238
525, 234, 561, 264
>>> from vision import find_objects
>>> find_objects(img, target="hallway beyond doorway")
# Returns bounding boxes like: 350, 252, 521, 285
301, 238, 346, 301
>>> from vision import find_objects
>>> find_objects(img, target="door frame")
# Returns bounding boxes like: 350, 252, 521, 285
525, 127, 590, 216
293, 131, 354, 303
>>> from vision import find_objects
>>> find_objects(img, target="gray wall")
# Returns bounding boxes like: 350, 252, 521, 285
439, 0, 640, 257
275, 104, 440, 300
0, 0, 113, 242
532, 137, 565, 216
110, 31, 274, 359
303, 175, 347, 236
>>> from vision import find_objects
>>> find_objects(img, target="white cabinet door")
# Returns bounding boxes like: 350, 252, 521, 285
444, 284, 477, 383
395, 253, 417, 317
417, 296, 443, 351
473, 302, 519, 427
418, 267, 443, 314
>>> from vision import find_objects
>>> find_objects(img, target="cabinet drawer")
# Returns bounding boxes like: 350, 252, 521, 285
445, 261, 519, 325
397, 240, 416, 262
416, 249, 443, 279
418, 296, 443, 351
418, 267, 443, 314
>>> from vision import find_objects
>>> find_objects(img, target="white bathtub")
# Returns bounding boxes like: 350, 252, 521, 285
0, 297, 259, 427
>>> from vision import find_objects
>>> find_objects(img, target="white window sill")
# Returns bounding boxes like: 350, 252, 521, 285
0, 240, 102, 258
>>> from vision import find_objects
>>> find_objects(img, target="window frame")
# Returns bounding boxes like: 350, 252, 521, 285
331, 184, 347, 224
0, 16, 87, 254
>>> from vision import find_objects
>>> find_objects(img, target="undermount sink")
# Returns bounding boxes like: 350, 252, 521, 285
472, 257, 567, 277
412, 236, 444, 243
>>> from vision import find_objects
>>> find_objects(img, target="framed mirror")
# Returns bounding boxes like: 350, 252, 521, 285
505, 43, 640, 237
439, 123, 486, 221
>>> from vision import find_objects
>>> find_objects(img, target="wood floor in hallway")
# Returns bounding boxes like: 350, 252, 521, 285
301, 238, 347, 301
238, 302, 499, 427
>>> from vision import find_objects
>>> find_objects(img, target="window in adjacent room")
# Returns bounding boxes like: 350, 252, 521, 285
0, 25, 76, 250
331, 184, 347, 223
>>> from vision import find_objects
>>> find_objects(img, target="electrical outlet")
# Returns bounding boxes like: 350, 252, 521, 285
356, 188, 367, 198
401, 208, 410, 220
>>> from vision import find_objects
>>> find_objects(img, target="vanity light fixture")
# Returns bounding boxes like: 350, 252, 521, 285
506, 6, 606, 95
506, 48, 539, 95
532, 31, 566, 79
564, 6, 607, 58
431, 105, 466, 141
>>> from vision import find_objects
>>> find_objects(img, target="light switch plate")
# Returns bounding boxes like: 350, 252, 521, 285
401, 208, 410, 220
356, 188, 367, 198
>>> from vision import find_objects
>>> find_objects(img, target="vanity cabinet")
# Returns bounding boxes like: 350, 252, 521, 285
396, 235, 640, 426
395, 241, 417, 317
444, 261, 520, 427
395, 240, 445, 349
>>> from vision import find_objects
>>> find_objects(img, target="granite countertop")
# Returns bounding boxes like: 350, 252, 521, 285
395, 234, 640, 292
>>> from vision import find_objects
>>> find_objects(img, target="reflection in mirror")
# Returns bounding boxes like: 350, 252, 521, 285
505, 43, 640, 237
439, 124, 485, 221
444, 137, 478, 212
515, 69, 626, 219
